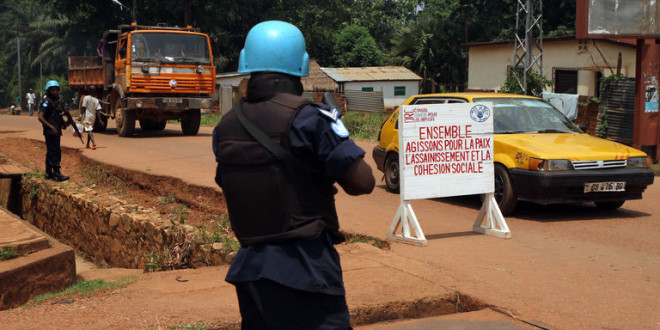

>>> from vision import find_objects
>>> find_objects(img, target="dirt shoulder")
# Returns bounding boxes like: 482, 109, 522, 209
1, 116, 659, 329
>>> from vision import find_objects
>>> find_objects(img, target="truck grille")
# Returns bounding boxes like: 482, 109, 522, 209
131, 76, 214, 92
571, 159, 627, 170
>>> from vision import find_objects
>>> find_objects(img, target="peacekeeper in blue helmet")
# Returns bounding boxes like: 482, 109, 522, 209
213, 21, 375, 329
37, 80, 70, 182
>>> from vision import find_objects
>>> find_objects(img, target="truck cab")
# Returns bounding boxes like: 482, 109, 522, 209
69, 23, 216, 137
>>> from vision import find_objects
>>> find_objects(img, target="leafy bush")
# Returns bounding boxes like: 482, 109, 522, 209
500, 70, 551, 97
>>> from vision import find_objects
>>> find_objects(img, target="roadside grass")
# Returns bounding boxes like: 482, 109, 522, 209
21, 276, 137, 308
652, 163, 660, 176
343, 232, 390, 250
200, 113, 222, 127
338, 110, 389, 141
166, 321, 214, 330
200, 109, 388, 141
0, 247, 18, 260
196, 212, 241, 251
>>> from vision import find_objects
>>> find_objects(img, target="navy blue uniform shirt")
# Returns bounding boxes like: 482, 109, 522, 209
223, 102, 365, 295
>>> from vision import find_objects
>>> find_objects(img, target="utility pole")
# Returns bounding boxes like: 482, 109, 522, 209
513, 0, 543, 94
132, 0, 137, 23
16, 18, 22, 108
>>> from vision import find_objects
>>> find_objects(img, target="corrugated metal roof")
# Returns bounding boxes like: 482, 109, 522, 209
321, 66, 422, 82
463, 35, 636, 48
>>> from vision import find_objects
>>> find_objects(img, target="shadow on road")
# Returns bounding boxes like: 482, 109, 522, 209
97, 128, 212, 138
412, 192, 651, 222
425, 231, 480, 241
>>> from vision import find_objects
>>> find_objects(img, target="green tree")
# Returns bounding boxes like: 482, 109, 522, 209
350, 0, 420, 50
393, 13, 465, 92
334, 25, 384, 67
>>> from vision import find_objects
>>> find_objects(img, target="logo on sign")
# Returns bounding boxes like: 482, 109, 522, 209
169, 80, 178, 88
470, 104, 490, 122
403, 108, 437, 123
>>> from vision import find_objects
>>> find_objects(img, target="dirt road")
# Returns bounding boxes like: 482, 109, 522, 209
1, 114, 659, 329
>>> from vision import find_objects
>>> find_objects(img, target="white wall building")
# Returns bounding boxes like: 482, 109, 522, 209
321, 67, 422, 107
466, 36, 636, 96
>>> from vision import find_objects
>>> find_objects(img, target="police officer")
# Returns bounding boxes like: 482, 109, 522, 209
38, 80, 70, 182
213, 21, 375, 329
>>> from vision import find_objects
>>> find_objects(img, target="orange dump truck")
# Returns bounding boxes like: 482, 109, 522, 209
68, 23, 215, 136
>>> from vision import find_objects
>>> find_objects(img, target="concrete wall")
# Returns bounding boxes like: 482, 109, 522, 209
17, 178, 234, 270
467, 39, 636, 96
344, 81, 420, 107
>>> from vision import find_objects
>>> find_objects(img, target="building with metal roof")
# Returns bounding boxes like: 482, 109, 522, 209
321, 66, 422, 107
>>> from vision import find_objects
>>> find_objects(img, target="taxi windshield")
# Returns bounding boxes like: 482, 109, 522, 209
475, 97, 582, 134
131, 33, 211, 65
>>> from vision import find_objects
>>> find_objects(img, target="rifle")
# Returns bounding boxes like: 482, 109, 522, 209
322, 92, 343, 118
61, 106, 85, 145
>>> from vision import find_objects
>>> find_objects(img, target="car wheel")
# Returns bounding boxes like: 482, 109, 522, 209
494, 164, 517, 215
595, 200, 625, 210
384, 152, 400, 193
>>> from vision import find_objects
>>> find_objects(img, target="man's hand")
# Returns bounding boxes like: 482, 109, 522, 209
338, 158, 375, 196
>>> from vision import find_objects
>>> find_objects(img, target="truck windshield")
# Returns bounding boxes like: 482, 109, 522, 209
131, 33, 211, 65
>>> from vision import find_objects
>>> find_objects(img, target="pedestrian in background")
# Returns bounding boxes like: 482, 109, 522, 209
15, 95, 21, 114
213, 21, 375, 329
26, 88, 36, 116
37, 80, 70, 181
80, 86, 100, 149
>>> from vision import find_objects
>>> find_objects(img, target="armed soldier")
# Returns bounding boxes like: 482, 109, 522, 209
38, 80, 71, 182
213, 21, 375, 329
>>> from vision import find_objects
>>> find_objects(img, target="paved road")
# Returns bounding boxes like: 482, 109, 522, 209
2, 114, 659, 329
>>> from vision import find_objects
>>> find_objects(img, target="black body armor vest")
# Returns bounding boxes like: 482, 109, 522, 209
214, 93, 339, 246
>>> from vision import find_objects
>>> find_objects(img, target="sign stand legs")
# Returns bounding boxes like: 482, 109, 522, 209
387, 201, 428, 246
473, 193, 511, 238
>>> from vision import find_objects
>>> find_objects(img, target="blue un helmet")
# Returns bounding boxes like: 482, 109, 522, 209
238, 21, 309, 77
45, 80, 60, 91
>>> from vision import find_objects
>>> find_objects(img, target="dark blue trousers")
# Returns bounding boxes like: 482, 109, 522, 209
235, 279, 352, 330
44, 133, 61, 168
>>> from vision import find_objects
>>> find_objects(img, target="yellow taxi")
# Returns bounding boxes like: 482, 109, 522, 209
372, 92, 655, 214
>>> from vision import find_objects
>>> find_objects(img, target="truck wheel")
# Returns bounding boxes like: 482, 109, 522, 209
154, 120, 167, 131
139, 119, 157, 131
384, 152, 400, 193
181, 109, 200, 136
93, 114, 107, 132
115, 99, 135, 137
494, 164, 517, 215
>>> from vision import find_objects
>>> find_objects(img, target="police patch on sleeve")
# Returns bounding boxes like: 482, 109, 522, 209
42, 101, 49, 107
317, 107, 340, 122
331, 118, 350, 138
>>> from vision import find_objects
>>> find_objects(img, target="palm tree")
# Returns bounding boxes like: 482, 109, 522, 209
28, 13, 69, 74
393, 13, 465, 93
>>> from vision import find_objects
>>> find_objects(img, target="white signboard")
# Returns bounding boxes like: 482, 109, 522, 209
387, 102, 510, 246
400, 103, 494, 200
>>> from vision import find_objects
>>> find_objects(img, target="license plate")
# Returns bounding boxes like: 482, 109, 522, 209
163, 98, 182, 104
584, 181, 625, 193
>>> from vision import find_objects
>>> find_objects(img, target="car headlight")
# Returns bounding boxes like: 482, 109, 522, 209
528, 158, 573, 171
627, 156, 650, 168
